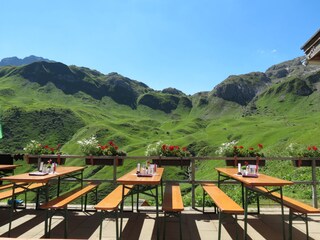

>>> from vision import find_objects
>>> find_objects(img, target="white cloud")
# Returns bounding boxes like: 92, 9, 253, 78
271, 49, 277, 53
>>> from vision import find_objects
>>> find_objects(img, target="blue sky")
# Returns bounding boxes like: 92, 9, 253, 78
1, 0, 319, 95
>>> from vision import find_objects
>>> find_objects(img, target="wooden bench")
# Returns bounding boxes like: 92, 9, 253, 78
0, 182, 44, 207
202, 183, 244, 240
40, 183, 99, 238
162, 183, 184, 240
0, 183, 17, 191
95, 185, 133, 240
253, 186, 320, 239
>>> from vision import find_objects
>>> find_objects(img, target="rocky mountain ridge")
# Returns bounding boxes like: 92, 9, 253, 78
1, 56, 320, 113
0, 55, 52, 67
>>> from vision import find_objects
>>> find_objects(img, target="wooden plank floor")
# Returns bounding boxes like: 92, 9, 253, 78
0, 206, 319, 239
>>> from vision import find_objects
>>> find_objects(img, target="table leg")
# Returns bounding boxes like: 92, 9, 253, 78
244, 187, 248, 240
280, 187, 286, 240
8, 183, 17, 237
136, 185, 140, 212
44, 183, 50, 237
120, 184, 125, 239
241, 182, 245, 209
161, 178, 163, 203
156, 184, 159, 240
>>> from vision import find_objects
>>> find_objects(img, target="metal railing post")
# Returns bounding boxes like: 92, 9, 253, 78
113, 157, 117, 184
191, 158, 196, 209
311, 159, 318, 208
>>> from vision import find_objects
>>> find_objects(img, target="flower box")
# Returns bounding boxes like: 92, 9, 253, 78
225, 157, 266, 167
292, 159, 320, 167
85, 157, 123, 166
151, 158, 191, 167
24, 155, 66, 165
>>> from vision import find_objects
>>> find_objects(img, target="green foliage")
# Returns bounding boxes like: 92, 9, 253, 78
216, 141, 264, 157
145, 140, 191, 157
1, 59, 320, 204
0, 107, 84, 153
77, 136, 126, 156
23, 140, 62, 154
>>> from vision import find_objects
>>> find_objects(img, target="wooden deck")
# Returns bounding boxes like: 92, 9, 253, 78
0, 205, 320, 239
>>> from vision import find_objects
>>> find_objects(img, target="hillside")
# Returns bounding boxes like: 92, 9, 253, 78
0, 56, 320, 153
1, 56, 320, 204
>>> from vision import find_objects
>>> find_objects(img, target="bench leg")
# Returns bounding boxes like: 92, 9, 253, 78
8, 195, 15, 237
235, 214, 239, 240
99, 211, 104, 240
45, 209, 50, 237
115, 210, 119, 240
218, 211, 222, 240
289, 209, 293, 240
163, 212, 167, 240
64, 208, 69, 238
179, 212, 182, 240
120, 187, 125, 239
305, 213, 309, 240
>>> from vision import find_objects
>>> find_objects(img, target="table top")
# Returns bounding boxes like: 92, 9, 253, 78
117, 167, 164, 185
0, 166, 85, 183
0, 165, 18, 171
216, 168, 293, 187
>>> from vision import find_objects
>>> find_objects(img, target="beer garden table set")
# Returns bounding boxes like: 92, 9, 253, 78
215, 166, 293, 240
0, 166, 86, 237
117, 165, 164, 240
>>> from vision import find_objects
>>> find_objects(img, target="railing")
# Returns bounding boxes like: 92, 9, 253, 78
22, 155, 320, 208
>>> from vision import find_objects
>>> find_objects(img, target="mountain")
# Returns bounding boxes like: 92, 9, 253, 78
0, 56, 320, 156
211, 72, 271, 105
0, 61, 192, 111
1, 55, 320, 204
0, 55, 53, 67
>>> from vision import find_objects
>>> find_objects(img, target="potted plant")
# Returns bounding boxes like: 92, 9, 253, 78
23, 140, 65, 165
145, 141, 192, 167
77, 136, 126, 166
287, 143, 320, 167
216, 141, 265, 167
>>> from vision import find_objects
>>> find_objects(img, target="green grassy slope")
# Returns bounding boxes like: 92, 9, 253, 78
1, 62, 320, 205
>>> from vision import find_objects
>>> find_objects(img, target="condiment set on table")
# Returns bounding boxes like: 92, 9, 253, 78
29, 159, 58, 176
136, 161, 157, 176
237, 163, 259, 178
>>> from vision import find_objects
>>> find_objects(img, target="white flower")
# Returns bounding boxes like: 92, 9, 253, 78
215, 140, 238, 155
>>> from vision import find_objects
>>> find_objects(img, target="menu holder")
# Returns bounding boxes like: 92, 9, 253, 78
137, 173, 153, 177
242, 173, 258, 178
29, 171, 49, 176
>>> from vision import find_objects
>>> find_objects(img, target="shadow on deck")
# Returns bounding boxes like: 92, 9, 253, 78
0, 207, 319, 239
